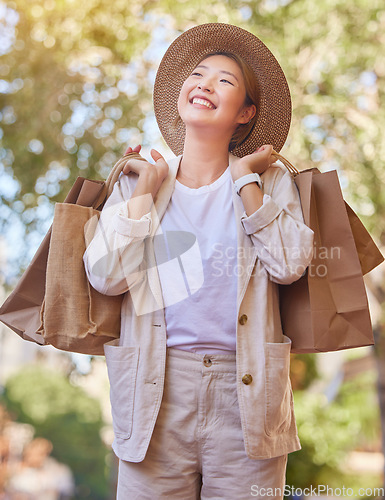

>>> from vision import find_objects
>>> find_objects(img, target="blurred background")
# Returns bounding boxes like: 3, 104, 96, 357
0, 0, 385, 498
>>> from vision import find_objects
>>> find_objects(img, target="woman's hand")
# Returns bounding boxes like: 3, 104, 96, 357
230, 145, 275, 181
120, 145, 169, 220
122, 145, 169, 200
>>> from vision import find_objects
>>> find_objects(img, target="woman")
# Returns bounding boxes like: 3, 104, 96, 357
83, 23, 314, 499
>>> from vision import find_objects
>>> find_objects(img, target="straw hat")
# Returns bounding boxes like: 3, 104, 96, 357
153, 23, 292, 157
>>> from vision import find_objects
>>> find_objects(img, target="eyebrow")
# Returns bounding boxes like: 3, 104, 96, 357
194, 64, 239, 83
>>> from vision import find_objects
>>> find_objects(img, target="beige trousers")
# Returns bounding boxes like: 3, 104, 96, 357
117, 347, 287, 499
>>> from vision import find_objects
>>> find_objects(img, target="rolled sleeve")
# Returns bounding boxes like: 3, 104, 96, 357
238, 167, 314, 284
112, 206, 152, 238
84, 175, 152, 296
240, 194, 283, 235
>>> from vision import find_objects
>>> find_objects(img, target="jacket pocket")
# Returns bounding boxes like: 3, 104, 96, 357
104, 340, 139, 440
264, 335, 293, 436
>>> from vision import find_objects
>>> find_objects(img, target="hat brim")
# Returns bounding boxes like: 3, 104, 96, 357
153, 23, 291, 157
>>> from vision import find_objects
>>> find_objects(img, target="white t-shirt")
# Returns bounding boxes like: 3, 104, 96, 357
154, 166, 238, 354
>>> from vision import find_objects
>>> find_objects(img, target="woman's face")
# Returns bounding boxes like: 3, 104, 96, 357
177, 54, 255, 136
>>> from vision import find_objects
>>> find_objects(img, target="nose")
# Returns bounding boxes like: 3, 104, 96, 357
197, 79, 213, 92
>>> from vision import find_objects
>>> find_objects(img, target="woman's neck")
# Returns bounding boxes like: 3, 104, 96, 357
177, 129, 232, 188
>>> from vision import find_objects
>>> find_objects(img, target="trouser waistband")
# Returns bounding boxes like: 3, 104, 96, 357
166, 347, 236, 374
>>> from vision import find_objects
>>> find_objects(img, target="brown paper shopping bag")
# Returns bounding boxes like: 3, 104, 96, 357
275, 154, 384, 353
0, 153, 141, 355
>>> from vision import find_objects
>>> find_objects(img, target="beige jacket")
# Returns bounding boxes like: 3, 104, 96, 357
83, 153, 314, 462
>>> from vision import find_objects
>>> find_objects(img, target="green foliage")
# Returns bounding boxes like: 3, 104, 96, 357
1, 365, 110, 499
290, 353, 319, 391
271, 0, 385, 238
287, 371, 381, 488
2, 0, 384, 283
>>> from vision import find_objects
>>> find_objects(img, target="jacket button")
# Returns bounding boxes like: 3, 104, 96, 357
239, 314, 248, 325
242, 374, 253, 385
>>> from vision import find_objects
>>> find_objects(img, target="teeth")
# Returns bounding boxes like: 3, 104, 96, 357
192, 97, 215, 109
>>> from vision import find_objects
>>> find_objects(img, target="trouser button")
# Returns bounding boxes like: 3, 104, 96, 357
203, 356, 212, 367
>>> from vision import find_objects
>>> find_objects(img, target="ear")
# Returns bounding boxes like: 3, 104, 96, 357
237, 104, 256, 125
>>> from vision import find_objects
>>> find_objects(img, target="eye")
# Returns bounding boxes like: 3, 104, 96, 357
191, 71, 202, 77
220, 78, 234, 85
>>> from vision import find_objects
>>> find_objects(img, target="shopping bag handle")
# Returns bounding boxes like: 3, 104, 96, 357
93, 152, 146, 209
271, 150, 300, 176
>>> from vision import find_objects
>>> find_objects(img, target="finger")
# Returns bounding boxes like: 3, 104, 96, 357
257, 145, 273, 154
122, 158, 146, 175
124, 145, 141, 155
122, 161, 133, 174
150, 149, 166, 164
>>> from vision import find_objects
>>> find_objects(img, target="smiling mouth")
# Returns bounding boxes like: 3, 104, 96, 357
191, 97, 216, 109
